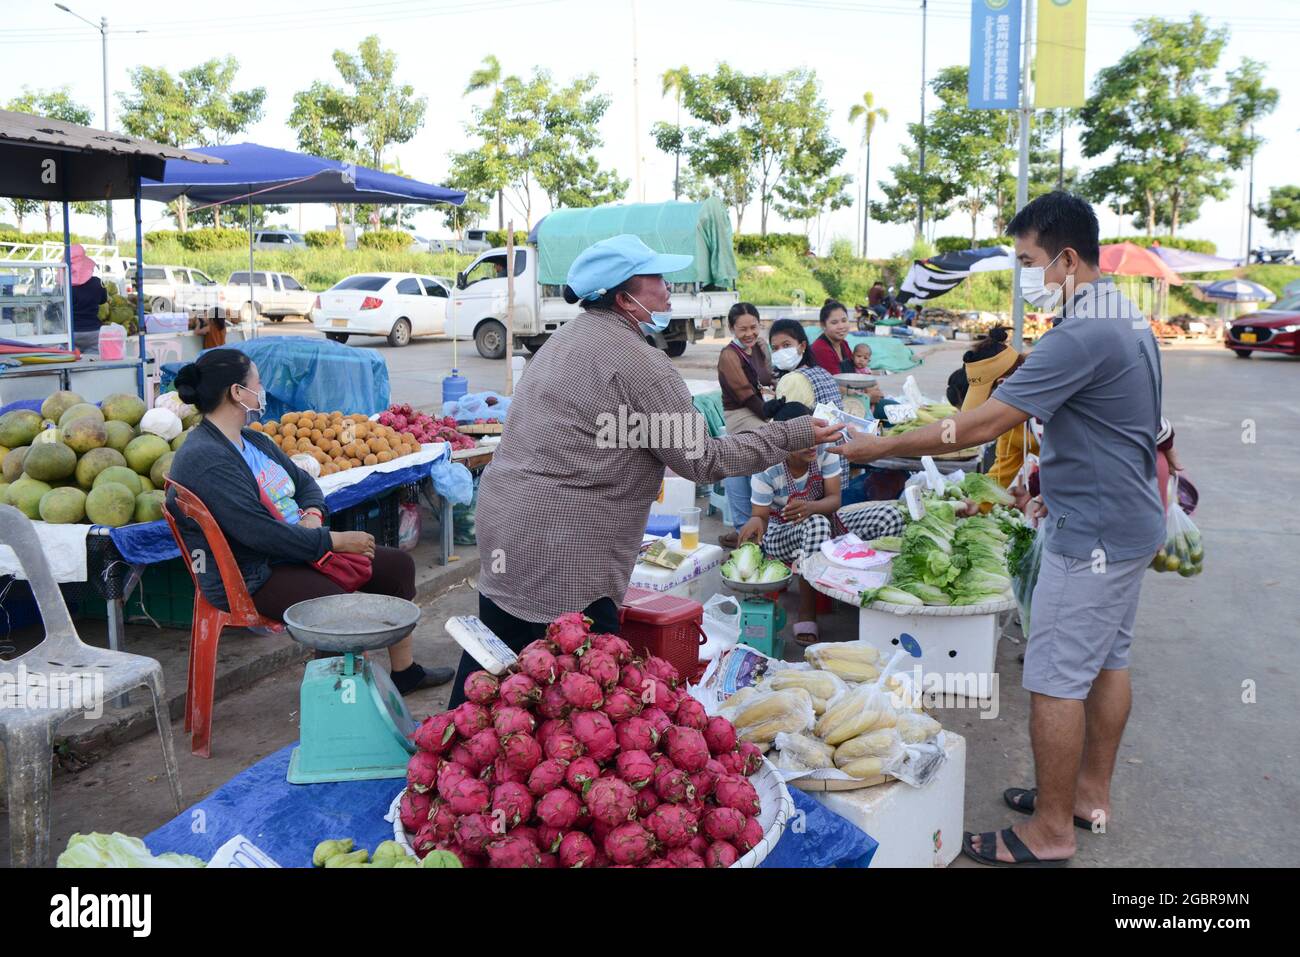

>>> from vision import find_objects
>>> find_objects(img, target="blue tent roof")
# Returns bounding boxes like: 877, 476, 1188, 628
140, 142, 464, 206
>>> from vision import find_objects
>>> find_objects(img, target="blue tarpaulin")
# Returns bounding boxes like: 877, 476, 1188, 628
145, 744, 876, 867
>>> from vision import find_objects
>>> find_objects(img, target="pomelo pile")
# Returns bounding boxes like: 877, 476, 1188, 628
248, 411, 421, 476
401, 613, 766, 868
0, 390, 189, 526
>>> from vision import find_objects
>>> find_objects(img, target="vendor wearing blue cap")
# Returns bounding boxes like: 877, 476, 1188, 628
447, 235, 845, 706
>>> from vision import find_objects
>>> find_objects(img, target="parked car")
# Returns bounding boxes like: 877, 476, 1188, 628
126, 264, 234, 318
310, 272, 453, 347
226, 271, 316, 322
252, 230, 307, 252
1225, 292, 1300, 358
408, 234, 433, 254
429, 233, 492, 255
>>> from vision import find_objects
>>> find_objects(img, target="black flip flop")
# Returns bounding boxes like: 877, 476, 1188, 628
1004, 787, 1096, 831
962, 828, 1069, 868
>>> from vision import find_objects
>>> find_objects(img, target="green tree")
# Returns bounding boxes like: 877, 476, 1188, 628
1255, 185, 1300, 243
6, 88, 102, 233
848, 90, 888, 257
1080, 15, 1278, 236
332, 36, 426, 171
465, 55, 507, 230
661, 65, 690, 201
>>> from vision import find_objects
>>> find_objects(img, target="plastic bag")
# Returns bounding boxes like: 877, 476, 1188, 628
772, 731, 836, 771
895, 711, 942, 744
453, 472, 479, 545
1013, 523, 1046, 637
1151, 478, 1204, 576
764, 667, 848, 715
720, 688, 816, 744
442, 391, 511, 424
700, 594, 741, 660
398, 502, 422, 552
429, 459, 474, 506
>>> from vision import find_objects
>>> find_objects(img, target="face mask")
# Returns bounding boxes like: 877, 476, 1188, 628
1018, 251, 1065, 310
771, 346, 800, 371
235, 383, 266, 424
627, 293, 672, 336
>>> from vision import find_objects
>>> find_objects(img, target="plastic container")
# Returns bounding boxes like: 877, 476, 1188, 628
329, 489, 401, 548
442, 372, 468, 405
619, 586, 706, 680
98, 323, 126, 359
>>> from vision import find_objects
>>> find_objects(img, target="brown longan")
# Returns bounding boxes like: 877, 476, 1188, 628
363, 454, 378, 466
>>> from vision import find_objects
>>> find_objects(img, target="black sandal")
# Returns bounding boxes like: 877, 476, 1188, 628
961, 828, 1069, 868
1004, 787, 1096, 831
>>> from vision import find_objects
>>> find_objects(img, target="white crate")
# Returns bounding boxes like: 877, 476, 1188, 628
648, 474, 699, 518
812, 731, 966, 868
859, 607, 1000, 701
629, 542, 724, 604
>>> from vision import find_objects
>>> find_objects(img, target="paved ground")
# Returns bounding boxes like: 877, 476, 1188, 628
4, 322, 1298, 867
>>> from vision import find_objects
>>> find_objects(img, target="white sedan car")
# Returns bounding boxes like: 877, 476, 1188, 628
311, 272, 452, 347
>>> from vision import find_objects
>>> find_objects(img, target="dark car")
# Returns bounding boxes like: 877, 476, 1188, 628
1225, 292, 1300, 359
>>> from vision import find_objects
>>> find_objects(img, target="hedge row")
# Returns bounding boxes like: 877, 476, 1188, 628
934, 236, 1008, 254
0, 230, 101, 245
304, 230, 344, 248
482, 229, 530, 248
734, 233, 810, 256
1100, 235, 1217, 254
179, 228, 248, 251
357, 229, 411, 251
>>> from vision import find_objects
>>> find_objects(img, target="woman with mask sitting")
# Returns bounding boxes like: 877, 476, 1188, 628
167, 348, 453, 694
717, 302, 774, 547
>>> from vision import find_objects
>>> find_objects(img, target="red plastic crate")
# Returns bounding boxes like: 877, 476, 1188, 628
620, 586, 706, 681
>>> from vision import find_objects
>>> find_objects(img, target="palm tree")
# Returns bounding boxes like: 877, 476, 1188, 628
661, 66, 691, 201
848, 92, 888, 259
465, 55, 505, 230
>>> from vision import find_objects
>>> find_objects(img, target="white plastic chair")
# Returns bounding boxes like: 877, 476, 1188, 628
0, 504, 183, 867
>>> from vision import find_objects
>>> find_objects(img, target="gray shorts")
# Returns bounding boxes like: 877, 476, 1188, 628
1022, 548, 1149, 700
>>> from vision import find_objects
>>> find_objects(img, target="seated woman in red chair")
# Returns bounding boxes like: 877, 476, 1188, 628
167, 348, 453, 694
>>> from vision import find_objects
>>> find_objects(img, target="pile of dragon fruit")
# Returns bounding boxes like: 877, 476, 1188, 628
400, 612, 766, 868
378, 404, 477, 451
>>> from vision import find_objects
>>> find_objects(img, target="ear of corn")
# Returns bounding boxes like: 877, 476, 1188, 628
833, 728, 901, 764
839, 756, 885, 780
773, 732, 836, 770
896, 711, 942, 743
804, 642, 883, 682
733, 689, 816, 743
768, 669, 845, 701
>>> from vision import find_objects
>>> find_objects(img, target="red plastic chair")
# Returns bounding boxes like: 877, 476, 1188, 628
162, 478, 283, 758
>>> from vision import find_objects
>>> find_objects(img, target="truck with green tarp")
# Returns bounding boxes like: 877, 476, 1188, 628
447, 198, 739, 358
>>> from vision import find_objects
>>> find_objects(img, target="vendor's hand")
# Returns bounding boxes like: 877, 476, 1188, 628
810, 418, 846, 447
738, 517, 766, 546
332, 531, 375, 558
1026, 496, 1047, 528
299, 512, 323, 529
827, 430, 890, 464
781, 500, 815, 524
1010, 483, 1031, 513
955, 499, 982, 518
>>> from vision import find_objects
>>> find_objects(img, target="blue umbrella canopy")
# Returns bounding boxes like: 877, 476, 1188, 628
141, 142, 464, 206
1197, 279, 1277, 303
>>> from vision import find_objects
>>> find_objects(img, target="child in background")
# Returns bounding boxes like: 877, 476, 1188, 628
853, 342, 877, 375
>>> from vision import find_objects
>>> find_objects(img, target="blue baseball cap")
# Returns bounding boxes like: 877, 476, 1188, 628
565, 234, 694, 301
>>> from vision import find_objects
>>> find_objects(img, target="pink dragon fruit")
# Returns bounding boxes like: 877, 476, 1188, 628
522, 638, 558, 657
591, 819, 615, 847
585, 776, 638, 826
702, 806, 746, 842
652, 754, 676, 782
673, 697, 709, 731
436, 760, 472, 798
645, 858, 675, 868
547, 611, 592, 637
664, 725, 710, 772
453, 812, 497, 852
703, 716, 738, 755
406, 750, 439, 793
557, 831, 598, 868
684, 794, 707, 819
615, 716, 659, 753
569, 710, 618, 761
716, 750, 745, 776
543, 728, 584, 763
615, 749, 657, 790
527, 758, 569, 797
486, 835, 543, 868
602, 687, 643, 723
492, 706, 536, 738
399, 789, 433, 831
511, 825, 541, 849
535, 824, 566, 854
705, 840, 739, 867
604, 822, 657, 866
433, 843, 481, 867
560, 672, 605, 710
501, 733, 543, 774
635, 788, 660, 818
464, 728, 502, 769
447, 777, 492, 816
537, 683, 572, 719
538, 853, 559, 868
715, 775, 761, 816
449, 743, 481, 775
499, 673, 541, 708
427, 801, 457, 844
591, 633, 633, 664
738, 741, 764, 775
535, 718, 567, 751
689, 765, 720, 800
688, 834, 711, 859
641, 707, 672, 738
654, 767, 696, 804
556, 654, 580, 674
412, 821, 440, 853
518, 647, 558, 685
645, 804, 699, 848
547, 613, 592, 655
536, 788, 583, 829
579, 649, 620, 690
462, 670, 500, 705
643, 655, 680, 688
411, 712, 457, 754
491, 781, 534, 827
734, 816, 765, 854
645, 678, 675, 710
492, 756, 528, 786
564, 755, 601, 793
666, 846, 706, 868
619, 663, 646, 693
452, 702, 492, 739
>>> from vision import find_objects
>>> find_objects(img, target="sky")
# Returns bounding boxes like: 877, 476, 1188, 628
2, 0, 1298, 258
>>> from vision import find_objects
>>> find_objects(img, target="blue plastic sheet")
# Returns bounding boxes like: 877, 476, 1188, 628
0, 398, 44, 416
160, 336, 390, 420
442, 391, 510, 424
144, 744, 876, 867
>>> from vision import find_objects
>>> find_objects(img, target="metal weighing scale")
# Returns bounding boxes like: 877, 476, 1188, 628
282, 594, 421, 784
723, 573, 792, 658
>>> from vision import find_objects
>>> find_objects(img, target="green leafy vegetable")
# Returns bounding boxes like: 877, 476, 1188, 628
959, 472, 1014, 506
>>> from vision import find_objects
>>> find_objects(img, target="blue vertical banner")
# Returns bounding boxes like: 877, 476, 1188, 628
968, 0, 1022, 109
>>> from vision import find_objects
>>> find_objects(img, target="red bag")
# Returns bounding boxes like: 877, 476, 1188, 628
257, 487, 372, 591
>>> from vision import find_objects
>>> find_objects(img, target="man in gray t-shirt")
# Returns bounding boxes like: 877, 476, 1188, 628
831, 192, 1164, 868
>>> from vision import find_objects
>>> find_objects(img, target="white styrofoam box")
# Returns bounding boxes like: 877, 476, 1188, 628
629, 542, 725, 604
812, 731, 966, 868
649, 474, 699, 518
859, 607, 999, 701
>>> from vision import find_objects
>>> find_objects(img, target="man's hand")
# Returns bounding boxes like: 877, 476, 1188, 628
781, 500, 815, 524
828, 429, 892, 464
738, 517, 766, 546
299, 513, 322, 529
1010, 483, 1031, 513
1026, 496, 1047, 527
810, 418, 845, 447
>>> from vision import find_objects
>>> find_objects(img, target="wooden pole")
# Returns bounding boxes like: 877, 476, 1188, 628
505, 220, 515, 395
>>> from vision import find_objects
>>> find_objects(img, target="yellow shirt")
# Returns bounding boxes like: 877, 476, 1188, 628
989, 423, 1039, 488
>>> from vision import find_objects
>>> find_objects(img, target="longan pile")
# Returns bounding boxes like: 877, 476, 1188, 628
249, 411, 421, 476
